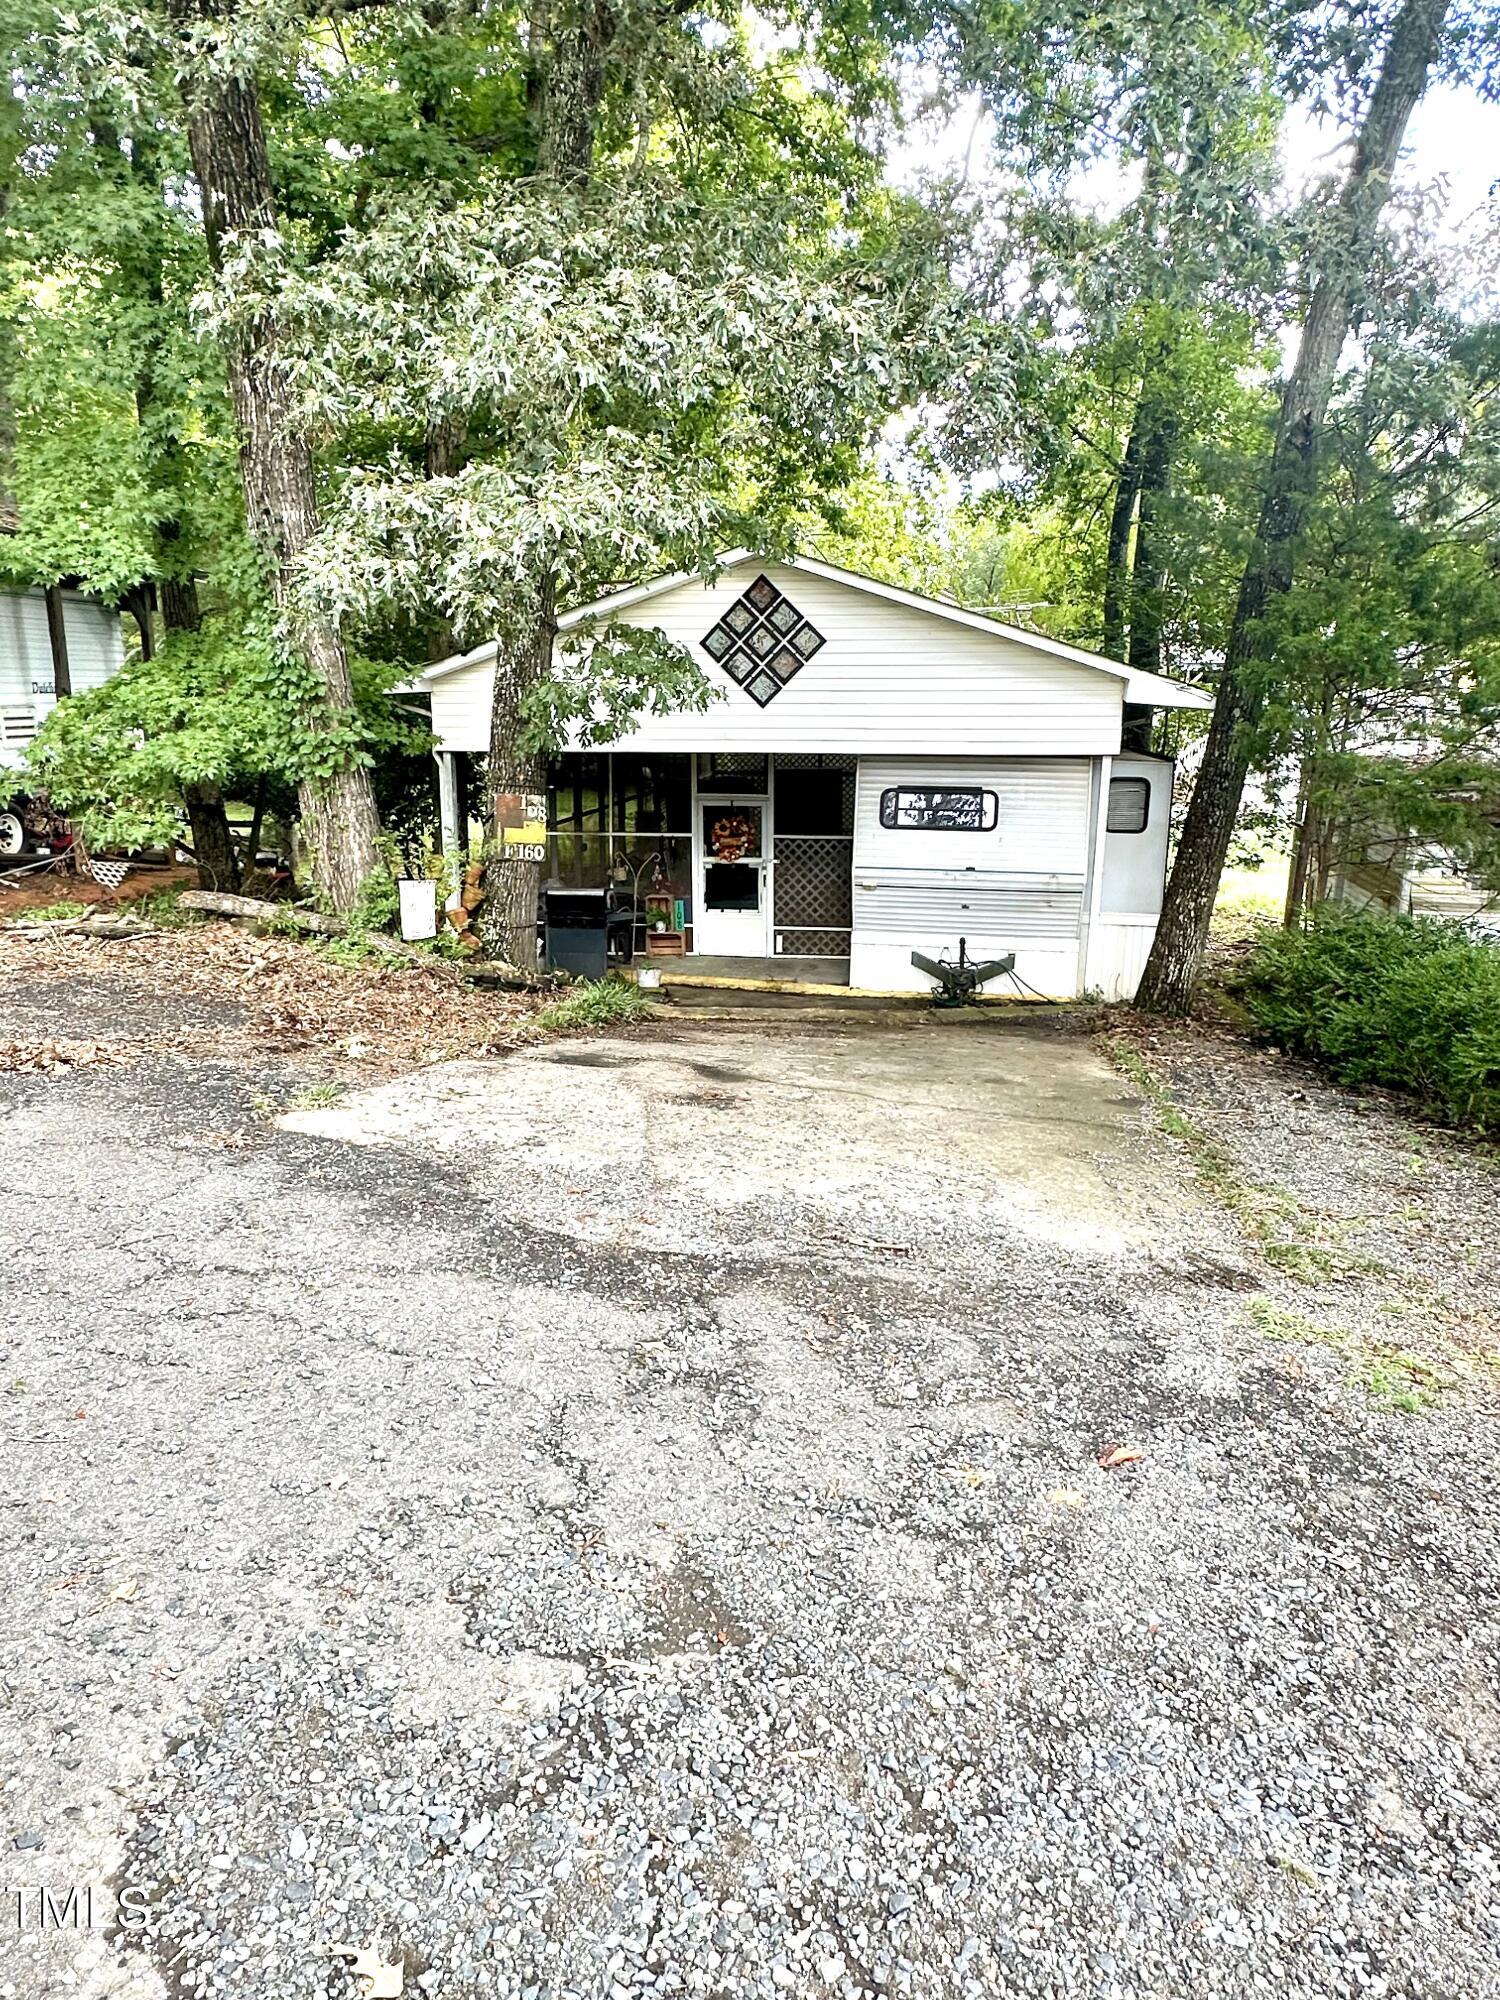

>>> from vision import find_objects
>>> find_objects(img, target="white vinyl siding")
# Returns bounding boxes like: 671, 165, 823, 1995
849, 756, 1094, 997
0, 591, 125, 745
854, 757, 1092, 876
427, 563, 1124, 755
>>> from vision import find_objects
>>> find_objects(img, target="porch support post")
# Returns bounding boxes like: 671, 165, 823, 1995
1080, 753, 1111, 997
437, 750, 461, 857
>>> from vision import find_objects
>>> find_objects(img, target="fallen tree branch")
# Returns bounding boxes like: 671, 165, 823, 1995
177, 890, 342, 935
3, 915, 159, 939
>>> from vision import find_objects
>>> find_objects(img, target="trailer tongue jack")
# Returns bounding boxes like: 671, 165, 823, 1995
910, 938, 1016, 1007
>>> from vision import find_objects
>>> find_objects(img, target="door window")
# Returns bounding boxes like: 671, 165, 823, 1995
703, 803, 763, 861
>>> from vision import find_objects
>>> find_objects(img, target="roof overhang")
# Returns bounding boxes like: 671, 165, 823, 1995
419, 550, 1216, 711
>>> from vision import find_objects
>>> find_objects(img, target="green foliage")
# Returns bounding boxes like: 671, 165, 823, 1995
15, 898, 88, 921
1254, 303, 1500, 873
342, 852, 402, 938
275, 170, 997, 758
24, 614, 284, 847
534, 975, 657, 1033
1243, 910, 1500, 1131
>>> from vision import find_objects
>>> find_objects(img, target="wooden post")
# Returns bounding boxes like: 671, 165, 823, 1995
437, 751, 461, 857
44, 584, 72, 699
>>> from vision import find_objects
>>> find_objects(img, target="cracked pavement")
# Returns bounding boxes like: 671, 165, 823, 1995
1, 1006, 1497, 2000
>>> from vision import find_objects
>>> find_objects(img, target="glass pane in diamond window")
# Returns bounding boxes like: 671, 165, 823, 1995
768, 645, 804, 680
746, 574, 780, 612
790, 621, 824, 658
724, 600, 755, 635
702, 624, 734, 660
720, 647, 756, 684
745, 624, 778, 660
767, 599, 802, 636
745, 668, 781, 706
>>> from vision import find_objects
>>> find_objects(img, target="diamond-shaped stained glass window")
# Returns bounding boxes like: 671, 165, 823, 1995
702, 574, 825, 707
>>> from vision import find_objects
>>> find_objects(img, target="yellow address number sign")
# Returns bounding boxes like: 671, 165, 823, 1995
494, 792, 547, 864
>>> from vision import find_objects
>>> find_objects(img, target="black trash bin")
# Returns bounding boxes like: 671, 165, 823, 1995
544, 887, 608, 980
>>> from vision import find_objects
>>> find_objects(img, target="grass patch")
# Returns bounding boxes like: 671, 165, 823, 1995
534, 976, 656, 1034
1108, 1039, 1349, 1280
313, 934, 383, 969
291, 1082, 345, 1109
1212, 850, 1289, 946
1248, 1294, 1447, 1413
130, 885, 193, 927
14, 899, 89, 923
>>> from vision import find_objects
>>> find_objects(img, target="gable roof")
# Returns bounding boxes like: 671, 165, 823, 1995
420, 550, 1214, 711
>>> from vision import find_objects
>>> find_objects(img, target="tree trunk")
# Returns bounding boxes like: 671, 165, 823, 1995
477, 7, 617, 972
44, 584, 72, 698
158, 569, 240, 892
482, 574, 555, 971
179, 53, 383, 916
423, 415, 466, 663
1126, 401, 1177, 679
1135, 0, 1451, 1013
536, 4, 613, 181
1101, 408, 1143, 662
1283, 766, 1313, 925
182, 780, 240, 889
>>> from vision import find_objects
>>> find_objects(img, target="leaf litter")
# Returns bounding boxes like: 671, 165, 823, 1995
0, 921, 540, 1077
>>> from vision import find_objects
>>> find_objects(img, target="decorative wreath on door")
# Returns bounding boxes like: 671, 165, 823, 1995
708, 813, 756, 862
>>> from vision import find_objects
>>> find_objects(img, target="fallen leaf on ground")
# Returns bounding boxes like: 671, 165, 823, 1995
0, 1036, 133, 1073
1046, 1486, 1087, 1509
107, 1578, 138, 1602
1098, 1445, 1148, 1470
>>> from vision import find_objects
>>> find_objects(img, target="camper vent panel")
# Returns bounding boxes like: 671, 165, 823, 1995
0, 708, 37, 746
854, 874, 1084, 939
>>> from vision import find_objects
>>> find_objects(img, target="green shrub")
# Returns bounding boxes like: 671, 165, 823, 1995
1243, 909, 1500, 1131
534, 976, 655, 1034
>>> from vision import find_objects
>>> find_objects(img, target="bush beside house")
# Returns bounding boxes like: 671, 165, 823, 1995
1242, 910, 1500, 1133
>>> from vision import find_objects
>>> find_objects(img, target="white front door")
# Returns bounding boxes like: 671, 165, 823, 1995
695, 792, 770, 956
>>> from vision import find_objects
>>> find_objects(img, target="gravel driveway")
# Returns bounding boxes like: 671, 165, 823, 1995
1, 999, 1498, 2000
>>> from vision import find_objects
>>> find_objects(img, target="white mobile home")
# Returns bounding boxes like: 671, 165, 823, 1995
420, 554, 1212, 1001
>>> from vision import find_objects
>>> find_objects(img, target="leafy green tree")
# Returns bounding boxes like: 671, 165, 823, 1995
944, 0, 1288, 676
1262, 304, 1500, 914
251, 0, 1001, 968
1138, 0, 1478, 1011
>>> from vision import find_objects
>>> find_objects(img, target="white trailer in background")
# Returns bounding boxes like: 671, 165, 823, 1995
0, 586, 126, 855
